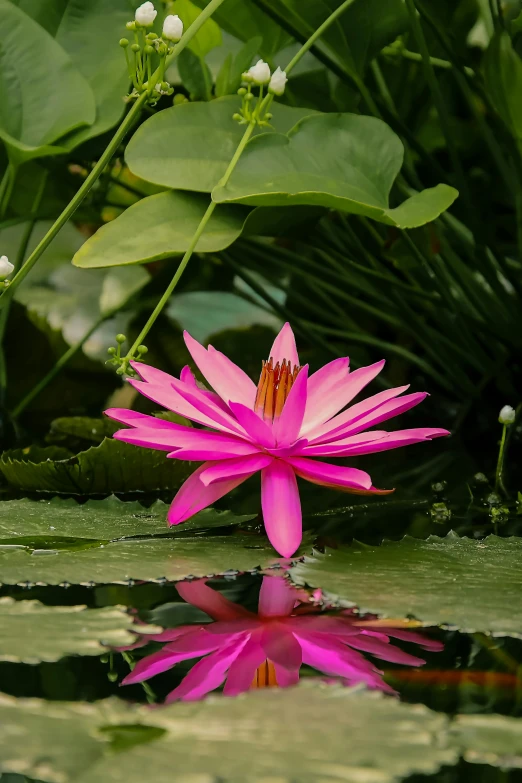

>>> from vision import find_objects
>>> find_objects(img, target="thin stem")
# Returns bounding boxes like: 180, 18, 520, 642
0, 0, 228, 306
125, 121, 256, 361
381, 45, 475, 77
0, 93, 147, 305
0, 170, 48, 404
11, 314, 107, 418
284, 0, 356, 75
495, 423, 509, 496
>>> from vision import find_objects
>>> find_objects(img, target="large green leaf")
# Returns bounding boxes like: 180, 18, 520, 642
290, 534, 522, 637
72, 191, 249, 269
0, 1, 95, 164
125, 97, 317, 193
10, 0, 130, 149
0, 599, 159, 663
0, 496, 255, 542
212, 114, 458, 227
0, 684, 457, 783
0, 438, 192, 495
0, 534, 286, 586
484, 30, 522, 143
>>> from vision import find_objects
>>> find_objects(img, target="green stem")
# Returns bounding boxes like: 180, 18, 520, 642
284, 0, 357, 74
11, 313, 108, 418
0, 170, 48, 405
0, 0, 228, 306
0, 163, 18, 219
381, 45, 475, 77
125, 121, 257, 362
495, 423, 509, 496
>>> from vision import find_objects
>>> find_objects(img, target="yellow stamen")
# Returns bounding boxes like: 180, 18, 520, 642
255, 357, 301, 422
251, 660, 278, 688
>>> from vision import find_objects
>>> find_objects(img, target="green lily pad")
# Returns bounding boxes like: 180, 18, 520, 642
0, 496, 255, 543
125, 96, 317, 194
290, 534, 522, 637
0, 0, 95, 165
72, 191, 249, 269
0, 439, 192, 495
212, 114, 458, 227
0, 599, 159, 663
0, 684, 457, 783
0, 533, 285, 586
451, 714, 522, 767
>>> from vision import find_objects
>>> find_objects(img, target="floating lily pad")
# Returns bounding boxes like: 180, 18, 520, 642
0, 599, 159, 663
0, 533, 283, 586
125, 97, 317, 193
450, 714, 522, 767
212, 113, 458, 228
0, 439, 191, 495
0, 496, 256, 544
290, 534, 522, 637
0, 684, 457, 783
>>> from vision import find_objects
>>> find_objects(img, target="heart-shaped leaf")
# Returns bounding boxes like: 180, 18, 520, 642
125, 96, 317, 194
72, 191, 249, 269
212, 113, 458, 227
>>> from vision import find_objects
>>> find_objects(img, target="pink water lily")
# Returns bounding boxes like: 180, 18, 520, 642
122, 576, 443, 701
105, 323, 449, 557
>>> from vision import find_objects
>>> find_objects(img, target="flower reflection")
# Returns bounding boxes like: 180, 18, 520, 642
123, 576, 443, 702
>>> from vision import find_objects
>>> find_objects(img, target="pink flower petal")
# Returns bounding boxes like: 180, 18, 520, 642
168, 464, 255, 525
301, 360, 384, 434
273, 661, 300, 687
269, 322, 299, 366
261, 460, 302, 558
115, 426, 258, 458
307, 385, 410, 443
105, 408, 184, 430
273, 365, 309, 447
380, 629, 444, 652
285, 456, 372, 491
228, 402, 276, 448
169, 376, 249, 437
130, 361, 180, 386
297, 633, 385, 688
199, 453, 273, 485
176, 579, 255, 621
261, 625, 302, 670
180, 365, 229, 410
325, 392, 429, 440
223, 637, 266, 696
258, 575, 298, 617
121, 628, 221, 684
166, 636, 249, 702
184, 331, 256, 407
345, 635, 426, 665
301, 428, 449, 457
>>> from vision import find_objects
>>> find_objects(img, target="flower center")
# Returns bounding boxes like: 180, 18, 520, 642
254, 358, 301, 422
250, 660, 278, 688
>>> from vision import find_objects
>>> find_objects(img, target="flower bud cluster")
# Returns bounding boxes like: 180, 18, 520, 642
235, 60, 288, 127
0, 255, 14, 287
122, 3, 183, 103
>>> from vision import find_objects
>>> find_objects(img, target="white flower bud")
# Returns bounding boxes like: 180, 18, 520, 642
499, 405, 516, 425
0, 256, 14, 281
163, 14, 183, 41
268, 66, 287, 96
135, 2, 157, 26
248, 59, 271, 86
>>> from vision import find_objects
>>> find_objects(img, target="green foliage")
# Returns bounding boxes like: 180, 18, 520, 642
213, 114, 458, 227
0, 1, 95, 164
